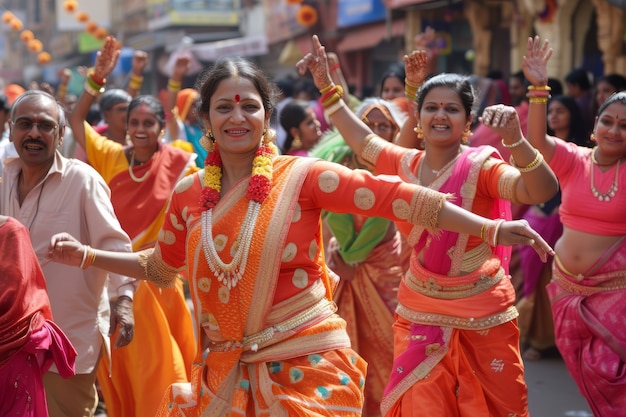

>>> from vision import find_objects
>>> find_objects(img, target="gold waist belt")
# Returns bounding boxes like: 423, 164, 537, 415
205, 298, 337, 353
396, 304, 518, 330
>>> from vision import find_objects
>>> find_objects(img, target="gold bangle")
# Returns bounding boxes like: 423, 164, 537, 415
501, 136, 525, 148
528, 97, 549, 104
320, 84, 334, 94
509, 150, 544, 173
167, 79, 181, 93
405, 78, 422, 89
527, 85, 551, 91
84, 82, 104, 97
480, 221, 489, 242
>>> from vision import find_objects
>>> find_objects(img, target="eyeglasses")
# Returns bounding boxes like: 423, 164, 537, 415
12, 119, 59, 134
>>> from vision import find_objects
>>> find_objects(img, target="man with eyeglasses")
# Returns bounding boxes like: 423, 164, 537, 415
0, 89, 138, 417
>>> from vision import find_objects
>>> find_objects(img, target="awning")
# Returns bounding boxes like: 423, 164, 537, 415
337, 20, 405, 53
191, 35, 268, 62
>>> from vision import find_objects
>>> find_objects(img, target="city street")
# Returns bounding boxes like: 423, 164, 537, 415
524, 357, 593, 417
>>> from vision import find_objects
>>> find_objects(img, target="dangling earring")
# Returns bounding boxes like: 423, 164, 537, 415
413, 124, 424, 139
200, 130, 214, 151
461, 127, 473, 144
125, 132, 131, 145
590, 132, 596, 142
292, 135, 302, 149
262, 128, 275, 146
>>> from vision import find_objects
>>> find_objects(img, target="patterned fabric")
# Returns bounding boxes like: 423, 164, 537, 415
151, 155, 446, 416
548, 239, 626, 416
366, 141, 527, 417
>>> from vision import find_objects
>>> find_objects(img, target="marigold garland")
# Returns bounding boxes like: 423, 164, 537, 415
37, 52, 51, 64
63, 0, 79, 13
199, 140, 276, 211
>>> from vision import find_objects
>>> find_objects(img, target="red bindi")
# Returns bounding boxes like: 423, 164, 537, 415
235, 94, 240, 103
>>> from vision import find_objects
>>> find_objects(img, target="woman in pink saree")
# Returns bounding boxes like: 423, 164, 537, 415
525, 36, 626, 416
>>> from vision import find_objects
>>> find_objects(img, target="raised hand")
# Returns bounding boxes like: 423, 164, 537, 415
414, 26, 436, 51
296, 35, 332, 90
403, 50, 429, 86
131, 50, 148, 75
522, 36, 552, 86
172, 55, 191, 80
479, 104, 523, 143
93, 36, 121, 81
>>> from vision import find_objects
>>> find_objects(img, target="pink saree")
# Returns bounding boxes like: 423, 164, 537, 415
548, 237, 626, 416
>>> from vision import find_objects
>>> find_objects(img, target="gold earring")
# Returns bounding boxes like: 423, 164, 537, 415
292, 135, 302, 149
590, 132, 596, 142
461, 128, 473, 144
125, 132, 131, 145
262, 128, 275, 146
413, 124, 424, 139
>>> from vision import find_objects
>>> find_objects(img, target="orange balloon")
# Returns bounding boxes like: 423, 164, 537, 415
9, 18, 23, 31
63, 0, 78, 13
2, 11, 14, 23
38, 52, 52, 64
76, 11, 89, 22
85, 21, 98, 34
20, 30, 35, 43
28, 39, 43, 53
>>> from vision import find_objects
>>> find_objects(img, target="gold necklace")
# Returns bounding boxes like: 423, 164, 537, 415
128, 151, 151, 183
418, 149, 462, 185
590, 147, 620, 202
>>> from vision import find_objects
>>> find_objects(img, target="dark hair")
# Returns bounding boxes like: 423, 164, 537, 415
510, 70, 528, 87
11, 90, 66, 130
416, 73, 475, 118
275, 76, 295, 99
126, 95, 166, 129
596, 73, 626, 93
0, 93, 10, 112
547, 77, 564, 96
196, 57, 278, 123
547, 95, 589, 147
379, 64, 406, 95
596, 91, 626, 116
279, 99, 310, 153
565, 68, 592, 90
99, 89, 132, 113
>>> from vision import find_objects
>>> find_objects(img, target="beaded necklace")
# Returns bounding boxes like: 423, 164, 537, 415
590, 146, 620, 202
199, 140, 276, 288
129, 151, 151, 183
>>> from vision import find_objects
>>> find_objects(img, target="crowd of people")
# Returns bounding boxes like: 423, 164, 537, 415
0, 28, 624, 417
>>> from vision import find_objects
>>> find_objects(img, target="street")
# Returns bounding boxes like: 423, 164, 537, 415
524, 357, 593, 417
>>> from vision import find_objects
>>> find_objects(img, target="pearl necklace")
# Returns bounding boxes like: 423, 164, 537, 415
128, 151, 151, 183
201, 200, 261, 289
590, 147, 620, 202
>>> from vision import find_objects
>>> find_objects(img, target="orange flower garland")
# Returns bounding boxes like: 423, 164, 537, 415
27, 39, 43, 53
285, 0, 303, 4
20, 30, 35, 43
296, 4, 318, 27
76, 11, 89, 22
9, 18, 23, 31
37, 52, 51, 64
2, 11, 14, 23
63, 0, 79, 13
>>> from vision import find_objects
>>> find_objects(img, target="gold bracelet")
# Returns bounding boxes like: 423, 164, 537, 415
320, 84, 334, 94
527, 85, 551, 91
480, 221, 490, 242
501, 136, 525, 148
509, 150, 544, 173
167, 79, 181, 93
405, 78, 422, 89
84, 82, 104, 97
529, 97, 549, 104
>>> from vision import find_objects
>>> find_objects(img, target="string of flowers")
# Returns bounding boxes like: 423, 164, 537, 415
199, 140, 276, 211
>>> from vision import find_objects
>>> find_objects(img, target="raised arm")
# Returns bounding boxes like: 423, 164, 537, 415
523, 35, 557, 162
125, 50, 148, 97
296, 35, 374, 156
68, 36, 120, 151
395, 49, 429, 149
479, 104, 559, 204
165, 55, 191, 141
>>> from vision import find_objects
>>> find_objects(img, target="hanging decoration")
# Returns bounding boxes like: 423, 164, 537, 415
296, 4, 318, 27
0, 8, 53, 65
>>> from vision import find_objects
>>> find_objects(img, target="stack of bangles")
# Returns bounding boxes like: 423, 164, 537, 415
405, 78, 422, 101
480, 219, 505, 247
527, 85, 551, 104
168, 79, 181, 93
509, 149, 545, 173
80, 245, 97, 270
129, 73, 144, 91
321, 84, 345, 118
84, 73, 105, 97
